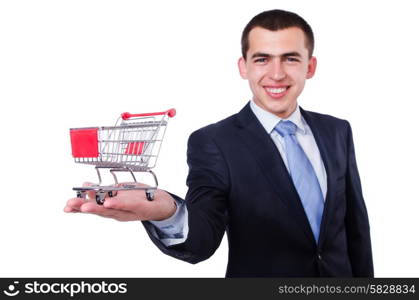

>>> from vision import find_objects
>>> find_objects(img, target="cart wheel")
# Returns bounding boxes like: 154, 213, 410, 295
145, 189, 154, 201
76, 191, 86, 199
108, 191, 114, 198
96, 193, 106, 205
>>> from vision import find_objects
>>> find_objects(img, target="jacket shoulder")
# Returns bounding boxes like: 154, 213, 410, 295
302, 109, 351, 131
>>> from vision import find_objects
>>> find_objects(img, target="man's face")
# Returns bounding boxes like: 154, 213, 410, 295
238, 26, 317, 118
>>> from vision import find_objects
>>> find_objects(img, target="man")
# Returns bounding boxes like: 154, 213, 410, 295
65, 9, 374, 277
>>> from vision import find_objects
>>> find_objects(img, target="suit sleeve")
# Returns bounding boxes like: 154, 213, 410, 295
142, 128, 230, 264
344, 122, 374, 277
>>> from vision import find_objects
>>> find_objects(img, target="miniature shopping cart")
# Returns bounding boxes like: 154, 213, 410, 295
70, 109, 176, 204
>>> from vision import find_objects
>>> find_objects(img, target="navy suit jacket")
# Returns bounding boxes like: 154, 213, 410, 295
143, 103, 374, 277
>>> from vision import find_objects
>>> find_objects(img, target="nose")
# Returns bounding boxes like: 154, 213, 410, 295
269, 58, 285, 81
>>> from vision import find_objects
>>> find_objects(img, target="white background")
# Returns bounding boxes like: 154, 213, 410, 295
1, 0, 418, 277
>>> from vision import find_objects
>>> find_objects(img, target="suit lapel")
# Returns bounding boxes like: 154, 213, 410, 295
234, 103, 316, 243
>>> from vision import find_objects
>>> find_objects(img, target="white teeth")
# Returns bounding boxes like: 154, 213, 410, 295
266, 87, 286, 93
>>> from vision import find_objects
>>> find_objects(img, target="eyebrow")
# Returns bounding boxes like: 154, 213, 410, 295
251, 51, 302, 59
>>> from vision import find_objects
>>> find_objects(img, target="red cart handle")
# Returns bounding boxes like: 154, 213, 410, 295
121, 108, 176, 120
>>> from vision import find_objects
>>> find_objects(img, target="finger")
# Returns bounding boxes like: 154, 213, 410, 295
64, 197, 86, 212
80, 202, 115, 216
64, 206, 79, 213
103, 191, 150, 211
80, 202, 138, 221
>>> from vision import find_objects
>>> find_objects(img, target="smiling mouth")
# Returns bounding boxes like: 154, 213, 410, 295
264, 86, 289, 99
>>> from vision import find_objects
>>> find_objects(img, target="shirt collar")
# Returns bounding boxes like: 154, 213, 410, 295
249, 99, 307, 134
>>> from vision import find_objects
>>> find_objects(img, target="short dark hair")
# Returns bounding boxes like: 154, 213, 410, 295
241, 9, 315, 59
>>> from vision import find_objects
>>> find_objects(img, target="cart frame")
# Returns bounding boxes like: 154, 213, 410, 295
70, 108, 176, 204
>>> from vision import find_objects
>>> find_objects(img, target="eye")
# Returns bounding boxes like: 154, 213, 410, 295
254, 57, 267, 64
285, 57, 300, 63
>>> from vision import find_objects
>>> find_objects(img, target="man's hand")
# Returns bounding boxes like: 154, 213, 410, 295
64, 182, 177, 222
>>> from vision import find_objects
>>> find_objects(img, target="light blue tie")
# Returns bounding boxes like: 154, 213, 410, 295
274, 120, 324, 243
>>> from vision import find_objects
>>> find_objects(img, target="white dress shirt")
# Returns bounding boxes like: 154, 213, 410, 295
249, 100, 327, 200
150, 100, 328, 246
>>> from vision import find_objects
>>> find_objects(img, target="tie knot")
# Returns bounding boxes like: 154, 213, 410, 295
274, 120, 297, 137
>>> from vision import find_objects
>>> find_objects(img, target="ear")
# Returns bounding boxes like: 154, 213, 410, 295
306, 56, 317, 79
238, 57, 248, 79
